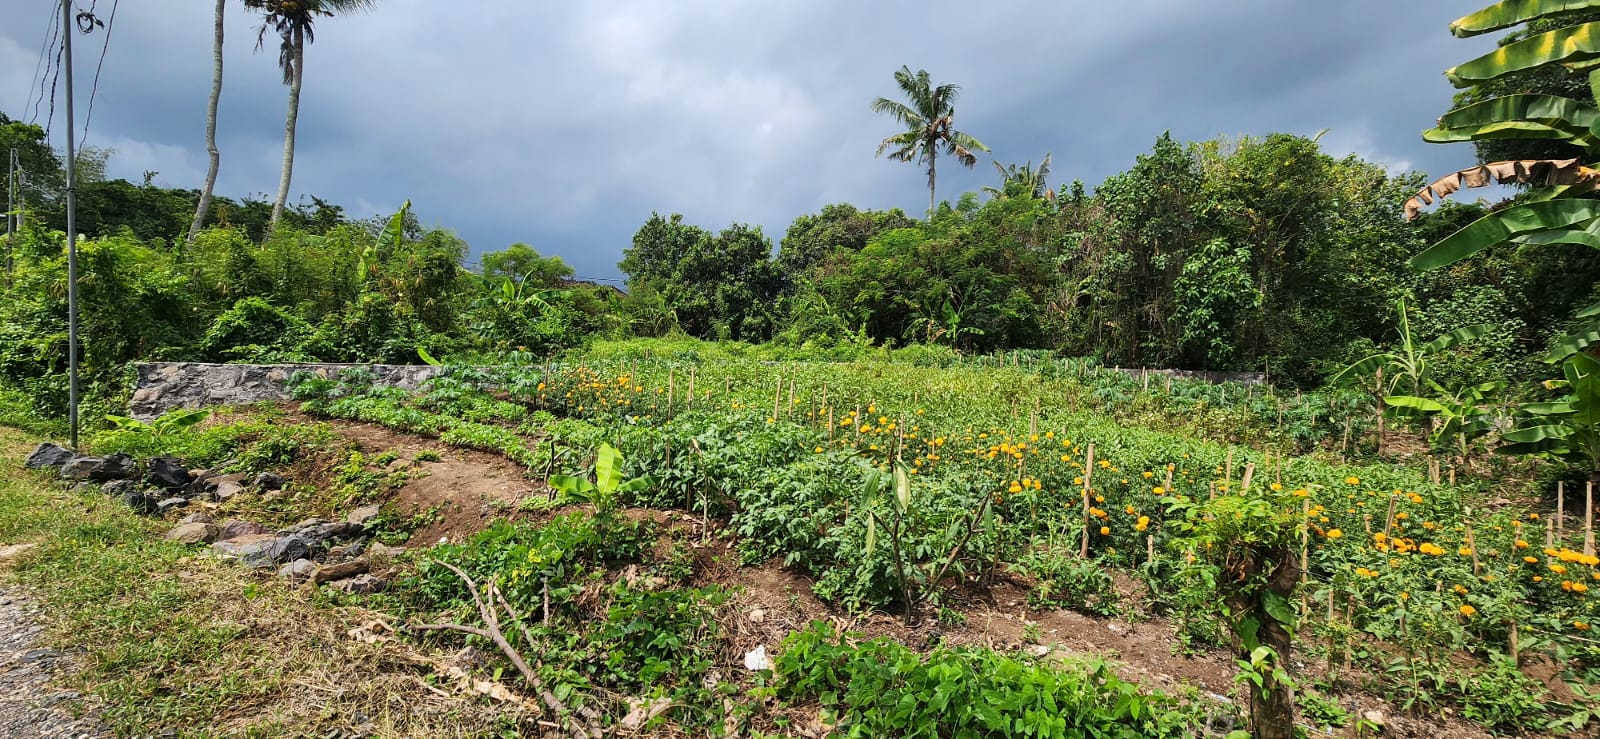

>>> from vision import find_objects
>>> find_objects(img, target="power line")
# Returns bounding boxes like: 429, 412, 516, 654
79, 0, 117, 146
27, 1, 61, 125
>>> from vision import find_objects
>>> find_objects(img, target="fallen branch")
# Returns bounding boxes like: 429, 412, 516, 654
410, 559, 601, 739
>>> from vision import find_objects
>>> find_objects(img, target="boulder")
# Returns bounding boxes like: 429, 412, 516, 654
24, 443, 74, 470
218, 520, 272, 541
146, 456, 193, 490
64, 454, 136, 482
345, 505, 382, 527
212, 480, 245, 502
164, 522, 219, 545
253, 472, 286, 491
211, 534, 278, 567
278, 558, 318, 580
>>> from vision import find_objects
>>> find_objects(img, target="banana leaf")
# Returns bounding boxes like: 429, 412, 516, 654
1411, 198, 1600, 270
1451, 1, 1600, 38
1420, 323, 1498, 353
1424, 94, 1600, 149
1447, 22, 1600, 86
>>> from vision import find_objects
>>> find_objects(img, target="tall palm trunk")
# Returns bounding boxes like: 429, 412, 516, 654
927, 147, 937, 217
187, 0, 225, 244
269, 24, 303, 229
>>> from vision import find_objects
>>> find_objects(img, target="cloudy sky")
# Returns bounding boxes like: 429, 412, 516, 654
0, 1, 1501, 279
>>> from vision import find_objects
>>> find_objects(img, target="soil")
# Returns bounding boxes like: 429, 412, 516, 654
290, 417, 1517, 738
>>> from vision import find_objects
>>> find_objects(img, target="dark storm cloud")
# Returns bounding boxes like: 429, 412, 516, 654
0, 1, 1502, 278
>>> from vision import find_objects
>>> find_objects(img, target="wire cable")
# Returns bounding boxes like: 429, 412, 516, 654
80, 0, 117, 146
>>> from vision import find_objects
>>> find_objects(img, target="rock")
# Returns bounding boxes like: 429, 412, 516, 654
385, 458, 410, 473
121, 491, 158, 515
212, 480, 245, 502
747, 608, 766, 624
327, 542, 366, 561
146, 456, 193, 490
23, 443, 74, 470
100, 479, 141, 497
368, 542, 405, 558
313, 558, 369, 584
345, 505, 382, 527
178, 511, 216, 526
164, 522, 219, 545
59, 457, 104, 481
309, 522, 362, 542
62, 454, 137, 482
1362, 710, 1385, 727
218, 520, 272, 541
266, 536, 312, 564
278, 558, 318, 580
211, 534, 279, 567
156, 497, 189, 514
327, 574, 385, 595
252, 472, 285, 491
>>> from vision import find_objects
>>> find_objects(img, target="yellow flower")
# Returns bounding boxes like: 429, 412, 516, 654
1009, 482, 1023, 494
1099, 526, 1110, 536
1326, 529, 1343, 539
1458, 547, 1473, 557
1345, 476, 1360, 485
1409, 494, 1423, 504
1135, 516, 1150, 532
1575, 582, 1590, 594
1459, 605, 1476, 617
1551, 564, 1569, 575
1578, 621, 1592, 631
1524, 556, 1539, 564
813, 446, 824, 453
1270, 482, 1283, 491
1143, 471, 1155, 479
1515, 540, 1529, 549
1153, 486, 1165, 495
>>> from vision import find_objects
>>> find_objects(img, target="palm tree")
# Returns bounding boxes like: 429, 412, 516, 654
187, 0, 226, 244
245, 0, 378, 229
871, 66, 989, 216
983, 153, 1054, 201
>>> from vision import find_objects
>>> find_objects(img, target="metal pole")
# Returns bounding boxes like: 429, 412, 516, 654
6, 149, 14, 276
62, 0, 80, 450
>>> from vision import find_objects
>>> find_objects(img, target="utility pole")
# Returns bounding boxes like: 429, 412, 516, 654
6, 148, 15, 277
62, 0, 80, 450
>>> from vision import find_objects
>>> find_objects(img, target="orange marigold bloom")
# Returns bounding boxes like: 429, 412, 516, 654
1459, 605, 1477, 617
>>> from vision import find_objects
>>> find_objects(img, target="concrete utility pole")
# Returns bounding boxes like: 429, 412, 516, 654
6, 148, 15, 277
62, 0, 81, 450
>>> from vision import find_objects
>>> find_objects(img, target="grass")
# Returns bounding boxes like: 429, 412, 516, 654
0, 426, 532, 737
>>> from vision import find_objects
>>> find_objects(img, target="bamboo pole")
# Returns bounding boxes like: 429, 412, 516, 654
1080, 444, 1096, 558
687, 367, 695, 407
1465, 521, 1480, 575
1383, 494, 1398, 539
1225, 448, 1234, 488
1587, 482, 1596, 557
1240, 463, 1255, 492
1558, 481, 1566, 536
1547, 517, 1556, 549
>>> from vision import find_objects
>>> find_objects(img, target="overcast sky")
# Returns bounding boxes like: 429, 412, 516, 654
0, 1, 1502, 280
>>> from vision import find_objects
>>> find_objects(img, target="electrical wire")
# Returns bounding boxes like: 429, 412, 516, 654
27, 0, 61, 126
80, 0, 117, 146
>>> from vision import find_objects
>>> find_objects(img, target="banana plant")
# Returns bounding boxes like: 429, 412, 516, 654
549, 443, 652, 516
1328, 298, 1493, 396
1500, 352, 1600, 481
1385, 380, 1507, 465
1405, 1, 1600, 276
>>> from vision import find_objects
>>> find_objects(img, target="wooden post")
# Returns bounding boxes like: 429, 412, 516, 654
687, 367, 695, 407
1465, 522, 1480, 575
773, 379, 782, 420
1586, 481, 1595, 557
1225, 448, 1234, 488
827, 407, 834, 442
1448, 467, 1456, 486
1558, 481, 1566, 536
1300, 499, 1310, 587
1146, 534, 1155, 565
1163, 465, 1173, 493
667, 369, 675, 419
1547, 517, 1556, 549
1240, 463, 1255, 492
1363, 514, 1372, 534
1080, 444, 1096, 558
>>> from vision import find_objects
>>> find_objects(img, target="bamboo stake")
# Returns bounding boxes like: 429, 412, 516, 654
1465, 521, 1480, 575
827, 407, 834, 442
1163, 465, 1173, 493
1448, 467, 1456, 486
1225, 448, 1234, 488
1383, 494, 1398, 540
1587, 481, 1596, 557
1300, 499, 1310, 587
788, 375, 795, 420
773, 379, 782, 420
1510, 619, 1520, 666
1240, 463, 1255, 492
687, 367, 695, 407
667, 369, 675, 419
1080, 444, 1096, 558
1559, 481, 1566, 536
1146, 534, 1155, 566
1547, 517, 1556, 549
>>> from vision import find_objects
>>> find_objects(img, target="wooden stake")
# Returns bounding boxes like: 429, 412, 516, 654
1300, 499, 1310, 587
1465, 522, 1480, 575
1509, 619, 1520, 666
1146, 534, 1155, 565
1080, 444, 1096, 558
1558, 481, 1566, 535
773, 379, 782, 420
667, 369, 675, 419
1240, 463, 1255, 492
687, 367, 695, 407
1225, 448, 1234, 488
1448, 467, 1456, 486
827, 407, 834, 442
1586, 481, 1595, 557
1547, 517, 1556, 549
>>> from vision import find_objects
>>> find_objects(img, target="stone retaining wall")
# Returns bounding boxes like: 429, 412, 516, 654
129, 362, 442, 420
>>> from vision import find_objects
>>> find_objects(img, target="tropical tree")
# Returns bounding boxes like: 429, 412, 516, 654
871, 66, 990, 216
187, 0, 227, 244
245, 0, 378, 229
983, 153, 1054, 201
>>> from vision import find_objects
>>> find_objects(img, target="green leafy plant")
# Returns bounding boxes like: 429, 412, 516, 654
549, 443, 653, 516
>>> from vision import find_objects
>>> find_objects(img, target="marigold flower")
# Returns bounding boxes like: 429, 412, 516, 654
1459, 605, 1476, 617
1326, 529, 1343, 539
1515, 540, 1529, 549
1135, 516, 1150, 532
1578, 621, 1592, 631
1153, 486, 1165, 495
1345, 476, 1360, 485
1551, 564, 1569, 575
1099, 526, 1110, 536
1524, 556, 1539, 564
